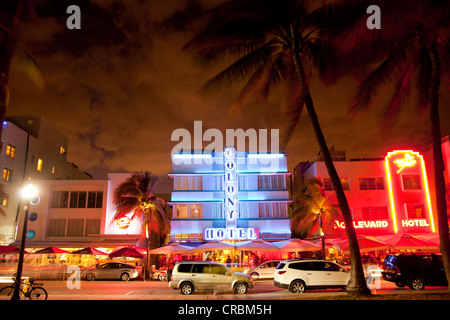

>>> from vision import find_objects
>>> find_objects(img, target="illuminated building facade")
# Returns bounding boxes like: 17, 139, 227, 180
0, 117, 92, 245
294, 138, 450, 236
168, 148, 292, 242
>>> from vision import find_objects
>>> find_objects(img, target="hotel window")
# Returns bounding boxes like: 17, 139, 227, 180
238, 175, 248, 190
362, 206, 389, 220
259, 202, 287, 218
174, 204, 202, 219
212, 203, 223, 219
359, 178, 384, 190
60, 146, 66, 155
212, 175, 222, 190
324, 178, 350, 191
37, 158, 43, 172
67, 219, 85, 237
406, 204, 424, 219
47, 219, 67, 237
402, 175, 421, 190
0, 192, 9, 207
70, 191, 87, 208
51, 191, 69, 208
2, 168, 12, 182
239, 202, 249, 218
257, 175, 286, 190
174, 176, 203, 190
85, 219, 101, 236
87, 191, 103, 208
6, 144, 16, 158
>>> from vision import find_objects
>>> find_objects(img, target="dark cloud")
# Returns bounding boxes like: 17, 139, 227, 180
7, 0, 450, 180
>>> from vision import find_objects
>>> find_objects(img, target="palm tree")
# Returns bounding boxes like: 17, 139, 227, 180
0, 0, 21, 135
186, 0, 370, 295
113, 172, 171, 276
321, 0, 450, 291
290, 178, 341, 258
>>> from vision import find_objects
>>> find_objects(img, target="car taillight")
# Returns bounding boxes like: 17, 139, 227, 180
170, 275, 173, 281
278, 271, 286, 275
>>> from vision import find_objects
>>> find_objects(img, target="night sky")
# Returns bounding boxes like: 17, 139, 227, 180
7, 0, 450, 188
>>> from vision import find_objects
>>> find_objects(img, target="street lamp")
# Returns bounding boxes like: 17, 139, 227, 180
12, 184, 39, 300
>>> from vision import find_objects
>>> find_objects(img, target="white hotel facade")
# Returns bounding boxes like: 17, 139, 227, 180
168, 148, 292, 243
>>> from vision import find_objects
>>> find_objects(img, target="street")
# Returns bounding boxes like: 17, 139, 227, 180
2, 278, 447, 300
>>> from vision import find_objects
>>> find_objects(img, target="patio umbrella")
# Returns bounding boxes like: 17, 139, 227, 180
339, 236, 389, 254
272, 238, 321, 252
33, 246, 70, 254
71, 247, 108, 255
311, 238, 344, 251
0, 245, 29, 254
190, 241, 236, 253
414, 234, 440, 246
109, 246, 145, 258
375, 233, 438, 250
235, 240, 279, 252
150, 243, 193, 254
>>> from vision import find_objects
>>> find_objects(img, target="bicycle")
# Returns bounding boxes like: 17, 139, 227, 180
0, 274, 48, 300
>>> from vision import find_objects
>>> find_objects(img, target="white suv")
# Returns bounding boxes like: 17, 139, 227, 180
273, 260, 350, 293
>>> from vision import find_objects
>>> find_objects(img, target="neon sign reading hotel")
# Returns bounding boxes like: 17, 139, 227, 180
332, 149, 436, 235
385, 150, 435, 233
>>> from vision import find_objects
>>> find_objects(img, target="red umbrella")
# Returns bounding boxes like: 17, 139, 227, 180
33, 246, 71, 254
71, 247, 108, 255
375, 233, 438, 250
0, 246, 29, 254
109, 246, 145, 258
414, 234, 440, 245
339, 236, 389, 253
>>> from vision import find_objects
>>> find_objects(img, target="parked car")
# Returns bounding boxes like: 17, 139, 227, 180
169, 261, 254, 295
273, 260, 350, 293
152, 269, 168, 281
382, 253, 447, 290
83, 262, 140, 281
245, 260, 281, 280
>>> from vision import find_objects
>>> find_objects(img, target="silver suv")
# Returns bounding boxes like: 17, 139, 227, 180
169, 261, 254, 295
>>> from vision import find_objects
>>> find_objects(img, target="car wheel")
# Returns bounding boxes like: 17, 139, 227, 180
234, 282, 248, 294
158, 273, 167, 281
120, 273, 130, 281
290, 280, 306, 293
180, 282, 194, 295
85, 273, 95, 281
250, 272, 259, 280
409, 277, 425, 290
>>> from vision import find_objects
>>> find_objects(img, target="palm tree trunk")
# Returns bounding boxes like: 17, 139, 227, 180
290, 50, 370, 296
428, 45, 450, 292
145, 222, 151, 279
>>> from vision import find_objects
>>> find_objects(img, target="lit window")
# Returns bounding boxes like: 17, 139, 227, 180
402, 175, 421, 190
359, 178, 384, 190
324, 178, 350, 191
0, 193, 9, 207
6, 144, 16, 158
406, 204, 424, 219
37, 158, 43, 171
2, 168, 12, 182
60, 146, 66, 155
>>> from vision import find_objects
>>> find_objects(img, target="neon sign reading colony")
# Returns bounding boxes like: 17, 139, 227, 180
204, 148, 260, 241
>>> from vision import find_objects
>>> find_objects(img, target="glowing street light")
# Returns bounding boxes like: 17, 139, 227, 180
12, 184, 39, 300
